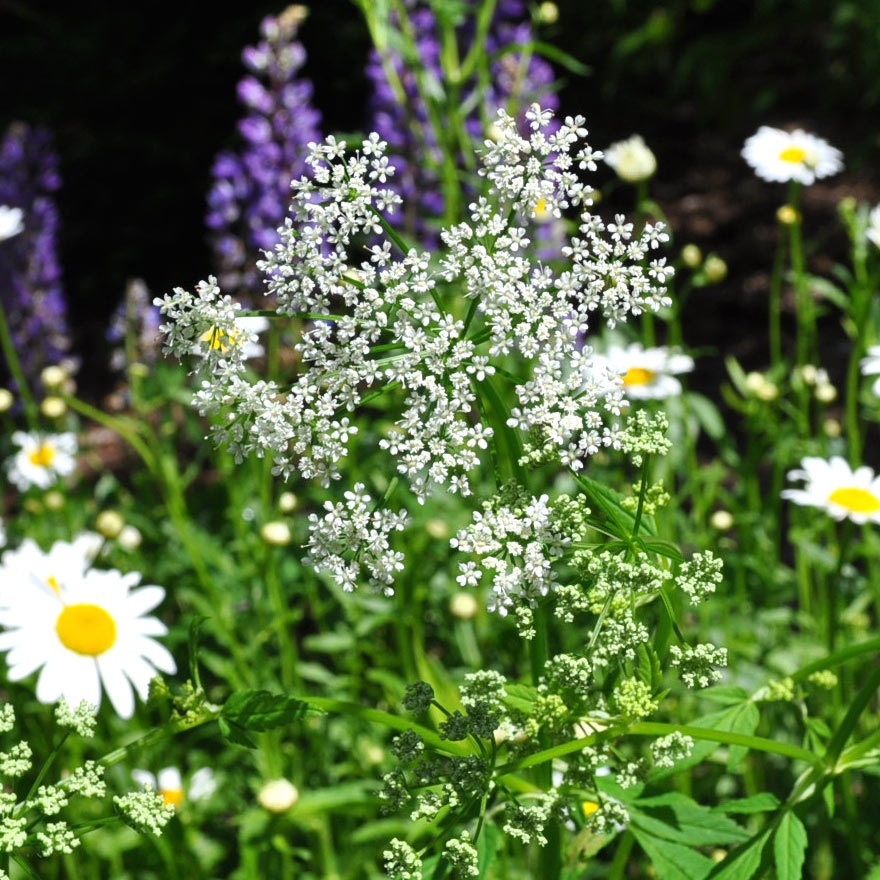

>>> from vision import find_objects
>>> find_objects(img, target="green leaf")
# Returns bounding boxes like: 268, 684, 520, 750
686, 392, 726, 439
640, 538, 685, 563
574, 473, 657, 537
712, 793, 780, 814
700, 686, 751, 705
303, 631, 355, 653
707, 829, 771, 879
503, 682, 538, 714
630, 794, 750, 847
636, 643, 663, 690
631, 826, 714, 880
221, 689, 317, 747
187, 615, 208, 692
491, 40, 592, 75
773, 812, 807, 880
476, 824, 501, 875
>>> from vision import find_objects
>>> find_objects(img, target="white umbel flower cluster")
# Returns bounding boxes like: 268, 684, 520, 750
156, 104, 672, 591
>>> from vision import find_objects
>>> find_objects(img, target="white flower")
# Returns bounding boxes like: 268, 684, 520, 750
742, 126, 842, 185
0, 206, 24, 242
782, 456, 880, 524
860, 344, 880, 395
591, 343, 693, 400
132, 767, 216, 809
6, 432, 77, 491
0, 535, 103, 593
604, 135, 657, 183
0, 546, 176, 718
867, 206, 880, 249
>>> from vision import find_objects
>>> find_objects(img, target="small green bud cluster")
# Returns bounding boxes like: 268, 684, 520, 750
503, 791, 558, 846
444, 830, 480, 877
619, 410, 672, 465
621, 480, 670, 515
614, 678, 659, 720
676, 551, 723, 605
384, 838, 422, 879
113, 789, 175, 836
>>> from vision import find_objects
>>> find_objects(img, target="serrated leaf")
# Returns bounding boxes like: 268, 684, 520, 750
773, 812, 807, 880
503, 682, 538, 714
221, 689, 317, 734
707, 829, 770, 879
631, 827, 714, 880
630, 795, 750, 847
712, 793, 780, 814
217, 716, 256, 749
636, 643, 663, 690
640, 538, 685, 562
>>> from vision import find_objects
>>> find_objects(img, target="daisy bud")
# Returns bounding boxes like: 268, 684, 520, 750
755, 379, 778, 401
129, 362, 149, 379
40, 365, 67, 388
278, 491, 298, 513
118, 525, 143, 551
96, 510, 125, 539
776, 204, 800, 226
703, 255, 727, 284
824, 418, 842, 437
40, 396, 67, 419
797, 365, 818, 385
710, 510, 734, 531
261, 520, 292, 546
744, 372, 765, 394
604, 134, 657, 183
426, 518, 449, 539
0, 388, 12, 412
449, 592, 478, 620
680, 244, 702, 268
815, 382, 837, 403
44, 491, 66, 511
537, 1, 559, 24
257, 778, 299, 813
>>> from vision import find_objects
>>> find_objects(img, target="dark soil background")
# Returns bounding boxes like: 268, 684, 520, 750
2, 0, 879, 398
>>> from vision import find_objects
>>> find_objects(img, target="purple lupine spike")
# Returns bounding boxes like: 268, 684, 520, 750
0, 123, 70, 385
206, 5, 322, 298
365, 0, 559, 242
106, 278, 162, 372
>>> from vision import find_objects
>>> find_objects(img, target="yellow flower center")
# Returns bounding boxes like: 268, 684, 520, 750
56, 603, 117, 656
534, 197, 550, 220
161, 788, 184, 809
582, 800, 600, 818
622, 367, 656, 386
28, 444, 56, 467
827, 487, 880, 514
779, 146, 806, 164
200, 326, 240, 354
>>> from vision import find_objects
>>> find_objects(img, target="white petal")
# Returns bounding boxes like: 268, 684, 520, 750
98, 655, 135, 719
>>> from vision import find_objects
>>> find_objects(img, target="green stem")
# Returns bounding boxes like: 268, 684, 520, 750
0, 295, 38, 429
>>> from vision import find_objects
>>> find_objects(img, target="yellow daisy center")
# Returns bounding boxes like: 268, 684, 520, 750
56, 603, 117, 656
779, 146, 806, 164
161, 788, 184, 809
582, 800, 600, 818
28, 444, 56, 467
827, 487, 880, 514
200, 326, 240, 354
622, 367, 656, 386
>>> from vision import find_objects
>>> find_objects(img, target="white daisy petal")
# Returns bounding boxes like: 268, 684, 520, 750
98, 654, 136, 719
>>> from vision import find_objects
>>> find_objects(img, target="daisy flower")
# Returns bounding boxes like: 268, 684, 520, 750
196, 315, 269, 360
782, 456, 880, 524
603, 135, 656, 183
591, 343, 694, 400
132, 767, 217, 809
0, 546, 176, 718
741, 126, 842, 185
860, 344, 880, 395
0, 535, 102, 596
866, 205, 880, 249
0, 205, 24, 241
6, 431, 77, 491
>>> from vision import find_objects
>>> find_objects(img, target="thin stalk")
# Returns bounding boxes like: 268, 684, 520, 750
0, 295, 38, 428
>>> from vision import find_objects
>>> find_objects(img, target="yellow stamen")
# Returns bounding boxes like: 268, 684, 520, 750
28, 444, 56, 467
779, 146, 806, 164
582, 800, 600, 817
56, 604, 117, 656
534, 198, 549, 219
622, 367, 656, 386
200, 326, 240, 354
47, 575, 62, 596
161, 788, 184, 809
828, 487, 880, 514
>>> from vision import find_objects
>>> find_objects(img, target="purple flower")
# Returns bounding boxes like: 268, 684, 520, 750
206, 6, 321, 298
0, 123, 70, 385
106, 278, 162, 372
365, 0, 559, 242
